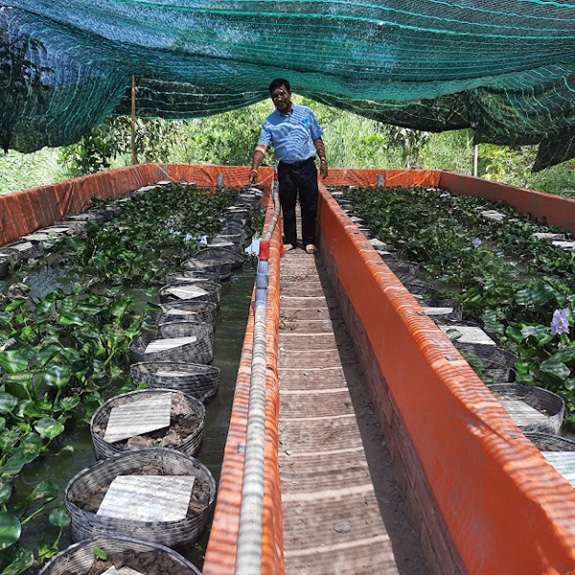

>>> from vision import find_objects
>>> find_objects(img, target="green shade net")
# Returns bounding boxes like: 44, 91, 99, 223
2, 1, 575, 170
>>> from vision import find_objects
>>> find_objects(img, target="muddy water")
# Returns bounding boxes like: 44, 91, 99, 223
11, 263, 256, 572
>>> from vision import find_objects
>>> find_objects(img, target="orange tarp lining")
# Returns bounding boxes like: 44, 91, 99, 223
5, 164, 575, 573
203, 197, 284, 575
0, 163, 274, 247
319, 189, 575, 574
440, 170, 575, 234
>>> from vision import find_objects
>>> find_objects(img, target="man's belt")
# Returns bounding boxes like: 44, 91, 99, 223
280, 157, 315, 168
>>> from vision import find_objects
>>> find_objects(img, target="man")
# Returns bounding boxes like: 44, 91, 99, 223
249, 78, 328, 254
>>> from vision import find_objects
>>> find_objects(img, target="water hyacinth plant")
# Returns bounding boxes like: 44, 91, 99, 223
344, 185, 575, 426
0, 183, 234, 574
550, 308, 571, 336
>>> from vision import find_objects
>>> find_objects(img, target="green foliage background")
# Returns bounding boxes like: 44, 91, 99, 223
0, 96, 574, 194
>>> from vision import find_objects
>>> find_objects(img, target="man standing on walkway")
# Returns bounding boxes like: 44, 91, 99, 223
249, 78, 328, 254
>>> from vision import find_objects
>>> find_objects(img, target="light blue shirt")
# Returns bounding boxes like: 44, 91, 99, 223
258, 103, 324, 163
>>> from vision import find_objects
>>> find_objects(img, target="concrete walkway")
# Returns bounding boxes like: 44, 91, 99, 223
278, 248, 428, 575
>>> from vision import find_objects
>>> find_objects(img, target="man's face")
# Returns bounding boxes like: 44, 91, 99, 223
271, 85, 292, 114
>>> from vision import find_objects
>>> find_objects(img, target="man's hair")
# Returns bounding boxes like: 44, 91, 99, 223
268, 78, 290, 94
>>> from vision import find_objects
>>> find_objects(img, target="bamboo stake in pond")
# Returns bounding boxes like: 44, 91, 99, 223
474, 143, 479, 177
131, 75, 138, 165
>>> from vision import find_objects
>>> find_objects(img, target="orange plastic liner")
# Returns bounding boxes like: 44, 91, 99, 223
318, 177, 575, 575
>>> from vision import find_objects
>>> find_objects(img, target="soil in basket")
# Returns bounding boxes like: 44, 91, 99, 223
93, 393, 202, 450
71, 469, 211, 516
61, 549, 192, 575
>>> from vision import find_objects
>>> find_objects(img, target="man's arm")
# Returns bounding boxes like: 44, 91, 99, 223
313, 137, 328, 179
249, 144, 268, 184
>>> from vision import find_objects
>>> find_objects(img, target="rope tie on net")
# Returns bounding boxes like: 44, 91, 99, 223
235, 161, 281, 574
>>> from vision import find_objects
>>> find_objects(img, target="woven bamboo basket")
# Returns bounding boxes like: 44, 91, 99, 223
181, 257, 232, 281
39, 535, 201, 575
149, 300, 218, 326
193, 246, 246, 269
0, 257, 9, 279
524, 431, 575, 451
402, 277, 443, 298
90, 389, 205, 459
165, 269, 222, 284
207, 233, 246, 251
130, 323, 213, 364
130, 362, 220, 402
6, 240, 44, 260
488, 383, 565, 434
65, 448, 216, 548
159, 318, 214, 349
220, 219, 249, 234
159, 280, 221, 307
386, 259, 420, 277
419, 298, 463, 322
439, 320, 517, 374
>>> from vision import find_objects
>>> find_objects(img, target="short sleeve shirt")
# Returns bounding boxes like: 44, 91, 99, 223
257, 103, 324, 163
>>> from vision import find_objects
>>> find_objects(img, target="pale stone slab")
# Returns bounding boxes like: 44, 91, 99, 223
480, 210, 505, 222
104, 394, 172, 443
103, 567, 143, 575
98, 475, 195, 522
439, 325, 495, 345
23, 233, 51, 242
166, 285, 209, 300
498, 399, 549, 428
9, 241, 36, 253
42, 226, 72, 235
155, 180, 172, 185
534, 232, 566, 241
144, 336, 197, 353
542, 452, 575, 487
422, 306, 454, 316
164, 307, 196, 316
552, 240, 575, 251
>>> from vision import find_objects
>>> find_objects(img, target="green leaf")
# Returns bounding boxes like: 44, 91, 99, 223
33, 417, 65, 440
43, 365, 71, 389
35, 345, 62, 366
0, 480, 12, 504
48, 508, 70, 528
59, 396, 80, 412
30, 480, 59, 503
93, 546, 108, 560
57, 444, 75, 456
19, 432, 44, 458
0, 512, 21, 550
0, 393, 18, 414
58, 313, 85, 326
0, 351, 29, 374
539, 357, 571, 380
1, 452, 34, 475
4, 300, 25, 313
1, 545, 35, 575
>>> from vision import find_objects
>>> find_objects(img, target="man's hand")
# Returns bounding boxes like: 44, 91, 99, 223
319, 159, 328, 179
249, 144, 267, 185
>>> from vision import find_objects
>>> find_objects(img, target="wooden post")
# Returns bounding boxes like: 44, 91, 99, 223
473, 144, 479, 177
131, 75, 138, 165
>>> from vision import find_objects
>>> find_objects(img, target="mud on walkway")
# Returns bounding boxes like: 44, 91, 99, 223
278, 247, 429, 575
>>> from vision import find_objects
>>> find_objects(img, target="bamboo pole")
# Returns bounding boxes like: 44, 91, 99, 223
131, 75, 138, 165
473, 144, 479, 177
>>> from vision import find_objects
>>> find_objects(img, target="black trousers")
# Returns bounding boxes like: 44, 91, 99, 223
277, 157, 319, 247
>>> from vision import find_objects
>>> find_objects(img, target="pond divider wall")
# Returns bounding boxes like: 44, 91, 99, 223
203, 199, 284, 575
318, 172, 575, 574
4, 165, 575, 573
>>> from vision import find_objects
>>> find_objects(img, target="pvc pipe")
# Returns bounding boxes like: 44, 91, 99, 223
235, 163, 280, 574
